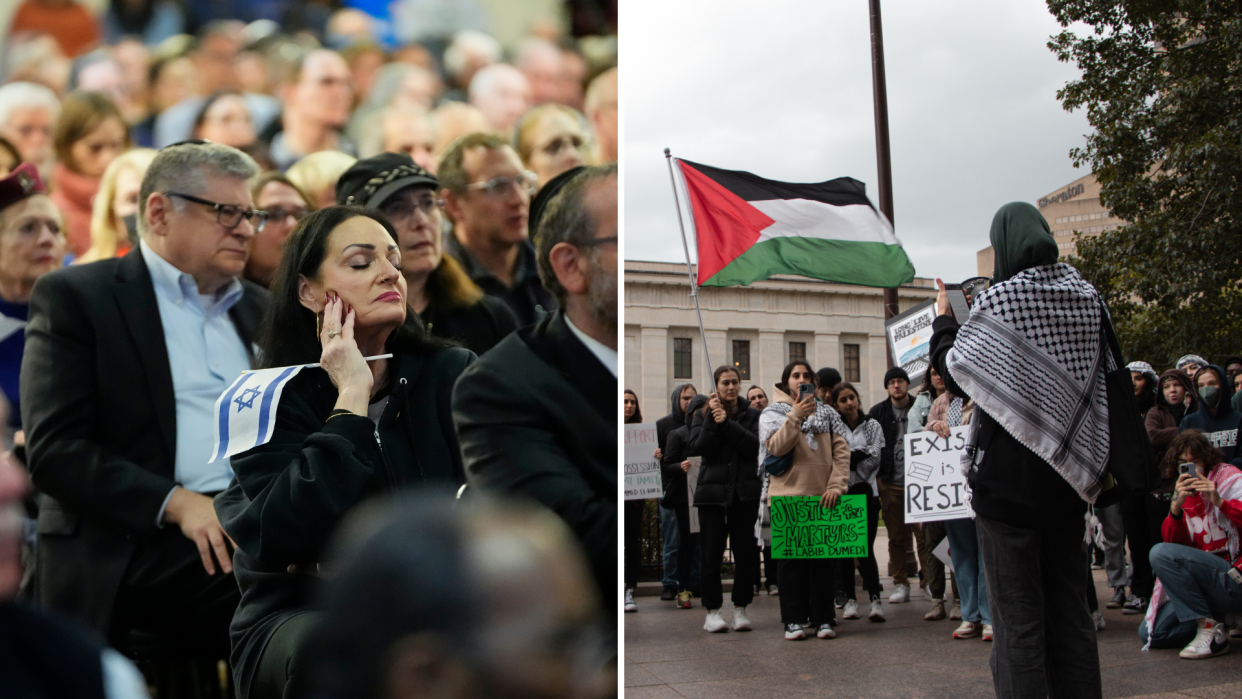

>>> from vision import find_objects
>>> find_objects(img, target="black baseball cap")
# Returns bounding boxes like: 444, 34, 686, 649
335, 152, 440, 209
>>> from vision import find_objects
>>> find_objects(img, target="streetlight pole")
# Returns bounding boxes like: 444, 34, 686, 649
869, 0, 900, 366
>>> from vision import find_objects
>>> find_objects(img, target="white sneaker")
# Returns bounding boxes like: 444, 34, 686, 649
624, 588, 637, 612
982, 623, 994, 641
784, 623, 805, 640
953, 621, 981, 639
768, 585, 779, 596
732, 606, 752, 632
816, 622, 837, 639
1180, 618, 1230, 659
889, 584, 909, 604
868, 596, 886, 622
842, 599, 860, 620
949, 600, 962, 620
1092, 609, 1106, 631
704, 609, 728, 633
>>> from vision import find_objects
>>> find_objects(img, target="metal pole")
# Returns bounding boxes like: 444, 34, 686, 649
665, 148, 715, 382
870, 0, 900, 366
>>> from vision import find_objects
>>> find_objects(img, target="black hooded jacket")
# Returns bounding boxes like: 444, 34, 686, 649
686, 395, 761, 507
656, 383, 695, 452
660, 393, 708, 508
1147, 369, 1198, 460
1179, 364, 1242, 468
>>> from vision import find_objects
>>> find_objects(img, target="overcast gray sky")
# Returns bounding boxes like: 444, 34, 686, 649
621, 0, 1092, 283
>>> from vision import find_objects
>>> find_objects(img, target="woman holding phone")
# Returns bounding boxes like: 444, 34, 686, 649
759, 362, 850, 639
688, 366, 762, 633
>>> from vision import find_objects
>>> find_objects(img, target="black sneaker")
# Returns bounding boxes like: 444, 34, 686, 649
784, 623, 806, 640
660, 585, 677, 601
1123, 595, 1149, 615
1107, 587, 1127, 609
835, 596, 847, 609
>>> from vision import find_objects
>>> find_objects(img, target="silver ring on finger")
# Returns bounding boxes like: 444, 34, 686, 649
328, 330, 339, 339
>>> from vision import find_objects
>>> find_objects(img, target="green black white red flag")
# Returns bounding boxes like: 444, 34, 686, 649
674, 159, 915, 288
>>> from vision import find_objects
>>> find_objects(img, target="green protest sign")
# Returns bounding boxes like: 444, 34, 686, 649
770, 495, 868, 559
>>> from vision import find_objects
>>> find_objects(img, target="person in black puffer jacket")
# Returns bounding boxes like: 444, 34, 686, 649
687, 366, 761, 634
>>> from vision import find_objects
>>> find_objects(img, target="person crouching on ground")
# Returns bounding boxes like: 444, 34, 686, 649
759, 361, 849, 640
1140, 430, 1242, 659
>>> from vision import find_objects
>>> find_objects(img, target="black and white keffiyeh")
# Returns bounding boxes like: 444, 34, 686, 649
946, 262, 1117, 503
755, 398, 847, 538
947, 397, 964, 428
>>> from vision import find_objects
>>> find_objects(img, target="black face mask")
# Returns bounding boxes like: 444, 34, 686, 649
1200, 386, 1221, 410
122, 214, 138, 244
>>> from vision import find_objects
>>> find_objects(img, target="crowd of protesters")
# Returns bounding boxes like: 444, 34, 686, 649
0, 3, 618, 698
624, 202, 1242, 699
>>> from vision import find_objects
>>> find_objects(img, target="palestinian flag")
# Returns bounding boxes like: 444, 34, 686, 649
675, 159, 915, 288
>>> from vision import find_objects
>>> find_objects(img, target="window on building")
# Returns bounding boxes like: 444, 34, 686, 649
673, 338, 692, 379
732, 340, 751, 380
789, 341, 806, 364
844, 344, 860, 383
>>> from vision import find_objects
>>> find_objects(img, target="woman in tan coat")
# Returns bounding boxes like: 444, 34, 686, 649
760, 361, 850, 640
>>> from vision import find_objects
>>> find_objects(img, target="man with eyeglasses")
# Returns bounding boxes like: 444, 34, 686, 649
453, 164, 618, 622
439, 132, 557, 327
21, 141, 270, 661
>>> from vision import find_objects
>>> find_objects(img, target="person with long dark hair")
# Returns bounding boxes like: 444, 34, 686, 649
624, 389, 644, 613
759, 361, 849, 639
907, 366, 957, 622
213, 206, 473, 699
688, 365, 761, 633
830, 382, 887, 623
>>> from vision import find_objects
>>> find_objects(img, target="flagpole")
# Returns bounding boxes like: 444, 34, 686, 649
664, 148, 714, 382
869, 0, 900, 367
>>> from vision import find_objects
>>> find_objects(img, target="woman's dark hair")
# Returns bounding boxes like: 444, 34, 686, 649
919, 366, 943, 399
192, 90, 244, 136
1162, 429, 1224, 481
831, 382, 861, 426
702, 365, 741, 419
775, 360, 815, 396
624, 389, 642, 424
54, 91, 130, 172
258, 206, 451, 369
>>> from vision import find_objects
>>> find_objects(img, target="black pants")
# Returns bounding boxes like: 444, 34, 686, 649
837, 483, 881, 600
624, 500, 643, 589
698, 499, 759, 611
671, 497, 701, 593
1121, 495, 1170, 599
778, 558, 836, 626
976, 513, 1102, 699
110, 520, 240, 659
251, 611, 318, 699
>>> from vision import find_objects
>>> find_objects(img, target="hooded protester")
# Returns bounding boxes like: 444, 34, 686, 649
660, 392, 708, 609
688, 366, 761, 634
623, 390, 643, 613
929, 202, 1105, 697
1148, 369, 1199, 462
1176, 354, 1210, 379
653, 383, 697, 600
1181, 365, 1242, 469
1225, 355, 1242, 413
1129, 361, 1160, 419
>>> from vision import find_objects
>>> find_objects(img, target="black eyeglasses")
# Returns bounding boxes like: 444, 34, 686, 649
164, 191, 268, 231
263, 206, 311, 224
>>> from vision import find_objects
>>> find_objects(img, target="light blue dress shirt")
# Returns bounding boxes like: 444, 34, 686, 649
140, 242, 251, 500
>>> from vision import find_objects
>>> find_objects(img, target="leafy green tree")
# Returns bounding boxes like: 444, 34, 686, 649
1048, 0, 1242, 368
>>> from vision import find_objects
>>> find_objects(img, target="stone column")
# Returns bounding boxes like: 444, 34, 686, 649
867, 333, 888, 408
703, 328, 728, 389
757, 331, 784, 396
814, 332, 840, 375
640, 325, 668, 414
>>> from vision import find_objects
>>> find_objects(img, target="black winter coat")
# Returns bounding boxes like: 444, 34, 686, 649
660, 394, 709, 509
867, 398, 907, 485
687, 400, 761, 507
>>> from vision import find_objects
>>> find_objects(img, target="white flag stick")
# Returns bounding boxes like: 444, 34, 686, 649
243, 353, 394, 374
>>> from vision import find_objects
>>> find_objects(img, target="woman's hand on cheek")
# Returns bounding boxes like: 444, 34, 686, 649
319, 295, 373, 412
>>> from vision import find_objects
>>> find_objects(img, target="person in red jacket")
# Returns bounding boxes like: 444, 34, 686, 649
1140, 430, 1242, 659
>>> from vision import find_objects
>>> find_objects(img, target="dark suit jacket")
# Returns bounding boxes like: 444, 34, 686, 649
451, 310, 616, 607
21, 248, 269, 633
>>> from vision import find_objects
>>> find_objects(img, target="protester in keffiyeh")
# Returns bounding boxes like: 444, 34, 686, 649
1176, 354, 1210, 379
1140, 431, 1242, 658
929, 201, 1106, 697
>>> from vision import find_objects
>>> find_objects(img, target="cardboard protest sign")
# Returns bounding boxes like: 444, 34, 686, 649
903, 426, 973, 522
885, 300, 936, 384
623, 424, 662, 500
686, 457, 701, 533
770, 495, 869, 559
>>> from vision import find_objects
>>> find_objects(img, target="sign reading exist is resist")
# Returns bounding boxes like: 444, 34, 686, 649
623, 424, 663, 500
770, 495, 868, 559
903, 426, 973, 523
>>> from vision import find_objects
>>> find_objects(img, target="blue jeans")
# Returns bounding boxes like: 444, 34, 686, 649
946, 517, 991, 625
660, 505, 679, 588
1139, 543, 1242, 648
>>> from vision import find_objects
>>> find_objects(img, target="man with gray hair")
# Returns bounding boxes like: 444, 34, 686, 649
0, 82, 60, 179
468, 63, 532, 133
21, 141, 271, 658
452, 164, 617, 615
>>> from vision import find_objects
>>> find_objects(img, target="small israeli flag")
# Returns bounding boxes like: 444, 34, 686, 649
209, 365, 305, 462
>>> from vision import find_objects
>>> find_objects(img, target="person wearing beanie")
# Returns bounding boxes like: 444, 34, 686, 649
867, 364, 915, 605
815, 367, 842, 402
336, 152, 518, 356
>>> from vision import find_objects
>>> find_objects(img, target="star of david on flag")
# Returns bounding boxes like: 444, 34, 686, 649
209, 365, 305, 462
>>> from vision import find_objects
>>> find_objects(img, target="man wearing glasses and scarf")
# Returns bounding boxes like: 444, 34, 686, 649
929, 202, 1108, 699
22, 141, 269, 660
439, 132, 558, 326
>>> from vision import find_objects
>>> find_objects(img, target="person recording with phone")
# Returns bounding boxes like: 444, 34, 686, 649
758, 361, 850, 640
1139, 430, 1242, 659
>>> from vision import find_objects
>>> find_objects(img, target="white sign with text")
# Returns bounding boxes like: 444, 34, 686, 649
903, 426, 973, 522
624, 424, 663, 500
686, 457, 701, 533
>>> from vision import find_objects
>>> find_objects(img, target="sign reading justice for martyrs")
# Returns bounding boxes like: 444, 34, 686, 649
623, 424, 663, 500
770, 495, 869, 559
903, 426, 973, 522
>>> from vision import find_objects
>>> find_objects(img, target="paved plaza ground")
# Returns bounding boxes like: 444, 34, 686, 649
624, 529, 1242, 699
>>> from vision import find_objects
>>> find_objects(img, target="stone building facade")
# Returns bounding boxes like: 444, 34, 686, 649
624, 260, 938, 414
